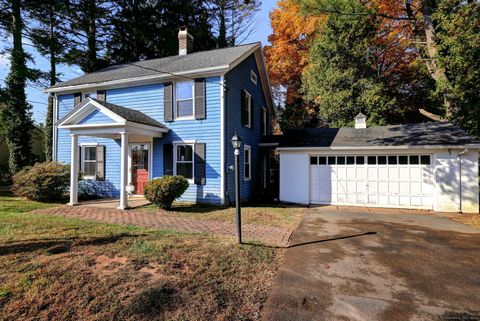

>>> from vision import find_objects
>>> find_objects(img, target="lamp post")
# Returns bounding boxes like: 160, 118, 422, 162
231, 132, 242, 244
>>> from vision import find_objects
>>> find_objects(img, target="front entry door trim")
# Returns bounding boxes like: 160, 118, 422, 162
128, 142, 152, 195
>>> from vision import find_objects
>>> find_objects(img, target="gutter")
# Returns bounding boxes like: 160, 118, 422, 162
276, 144, 480, 151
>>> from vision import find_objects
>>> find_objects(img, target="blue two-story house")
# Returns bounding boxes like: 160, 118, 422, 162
47, 28, 274, 209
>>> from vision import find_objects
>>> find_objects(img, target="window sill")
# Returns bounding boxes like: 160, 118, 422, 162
174, 116, 195, 121
83, 176, 97, 180
244, 178, 251, 181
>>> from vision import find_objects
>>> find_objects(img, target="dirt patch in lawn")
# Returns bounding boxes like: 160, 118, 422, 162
138, 203, 306, 229
450, 213, 480, 228
0, 227, 281, 321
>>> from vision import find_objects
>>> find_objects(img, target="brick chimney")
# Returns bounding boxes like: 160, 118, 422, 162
178, 27, 193, 55
355, 112, 367, 129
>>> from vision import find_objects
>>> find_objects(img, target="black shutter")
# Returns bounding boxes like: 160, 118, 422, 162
163, 144, 173, 175
96, 145, 105, 180
241, 90, 247, 126
96, 90, 106, 101
194, 79, 206, 119
74, 92, 82, 106
260, 108, 265, 135
164, 83, 173, 122
194, 143, 206, 185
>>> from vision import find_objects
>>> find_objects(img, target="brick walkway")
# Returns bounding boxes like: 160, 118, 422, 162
33, 205, 293, 247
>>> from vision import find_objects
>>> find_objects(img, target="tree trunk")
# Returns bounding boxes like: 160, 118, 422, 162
2, 0, 33, 173
406, 0, 455, 118
86, 0, 97, 72
218, 2, 227, 48
45, 2, 56, 161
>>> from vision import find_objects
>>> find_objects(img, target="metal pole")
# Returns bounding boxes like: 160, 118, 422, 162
234, 148, 242, 244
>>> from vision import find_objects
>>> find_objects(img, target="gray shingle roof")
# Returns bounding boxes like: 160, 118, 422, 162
91, 99, 167, 129
50, 43, 259, 89
261, 122, 480, 148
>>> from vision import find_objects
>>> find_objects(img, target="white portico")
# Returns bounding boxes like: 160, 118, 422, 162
57, 97, 168, 209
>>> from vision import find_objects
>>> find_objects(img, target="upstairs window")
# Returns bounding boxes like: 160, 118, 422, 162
82, 92, 96, 100
250, 70, 257, 85
175, 81, 194, 119
241, 90, 252, 128
261, 107, 268, 135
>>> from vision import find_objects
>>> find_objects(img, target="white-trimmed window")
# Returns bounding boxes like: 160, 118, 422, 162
244, 145, 251, 181
81, 145, 98, 179
174, 143, 194, 180
262, 107, 267, 135
242, 90, 252, 128
82, 92, 96, 100
250, 70, 257, 85
175, 81, 194, 119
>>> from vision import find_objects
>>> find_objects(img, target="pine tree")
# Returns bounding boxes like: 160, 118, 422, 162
26, 0, 69, 161
0, 0, 33, 173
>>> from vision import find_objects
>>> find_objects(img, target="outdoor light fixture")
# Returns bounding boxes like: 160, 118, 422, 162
231, 132, 242, 150
231, 132, 242, 244
126, 183, 135, 196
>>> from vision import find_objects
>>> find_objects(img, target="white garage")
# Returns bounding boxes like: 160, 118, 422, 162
265, 118, 480, 213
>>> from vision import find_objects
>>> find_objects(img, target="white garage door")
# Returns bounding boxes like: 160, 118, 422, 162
309, 155, 434, 209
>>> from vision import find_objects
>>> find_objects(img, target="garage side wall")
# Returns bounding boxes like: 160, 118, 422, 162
434, 150, 479, 213
279, 152, 309, 204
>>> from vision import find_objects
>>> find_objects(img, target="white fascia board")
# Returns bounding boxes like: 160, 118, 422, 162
45, 65, 231, 94
219, 75, 225, 205
254, 48, 275, 114
57, 99, 125, 126
277, 145, 478, 152
59, 123, 123, 129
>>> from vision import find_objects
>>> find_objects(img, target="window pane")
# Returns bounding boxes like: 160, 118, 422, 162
177, 100, 193, 117
337, 156, 345, 165
421, 155, 431, 165
347, 156, 355, 165
388, 156, 397, 165
399, 156, 408, 164
177, 145, 192, 161
244, 164, 250, 178
378, 156, 387, 165
176, 81, 193, 100
85, 147, 96, 161
368, 156, 376, 165
177, 163, 192, 179
310, 157, 318, 165
84, 162, 96, 176
245, 149, 250, 163
328, 156, 336, 165
319, 157, 327, 165
356, 156, 365, 165
409, 155, 419, 165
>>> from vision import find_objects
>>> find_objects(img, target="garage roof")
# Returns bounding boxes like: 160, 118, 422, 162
261, 122, 480, 148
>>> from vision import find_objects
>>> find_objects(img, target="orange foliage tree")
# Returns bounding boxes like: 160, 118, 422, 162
264, 0, 324, 104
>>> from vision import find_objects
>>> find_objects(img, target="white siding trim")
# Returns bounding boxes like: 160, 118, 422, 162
220, 76, 225, 204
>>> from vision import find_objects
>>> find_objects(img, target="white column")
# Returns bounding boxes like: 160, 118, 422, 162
69, 134, 79, 205
118, 131, 129, 210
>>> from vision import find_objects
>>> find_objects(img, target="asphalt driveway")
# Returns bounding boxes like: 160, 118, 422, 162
262, 207, 480, 321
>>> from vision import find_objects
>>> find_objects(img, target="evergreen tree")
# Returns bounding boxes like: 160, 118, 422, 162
301, 2, 394, 127
107, 0, 217, 64
62, 0, 112, 72
26, 0, 69, 161
0, 0, 33, 173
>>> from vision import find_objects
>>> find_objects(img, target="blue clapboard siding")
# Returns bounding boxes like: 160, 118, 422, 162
106, 79, 222, 204
224, 54, 267, 203
56, 96, 121, 196
79, 109, 117, 124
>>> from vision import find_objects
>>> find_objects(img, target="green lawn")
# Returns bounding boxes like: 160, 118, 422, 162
0, 193, 282, 320
139, 202, 306, 229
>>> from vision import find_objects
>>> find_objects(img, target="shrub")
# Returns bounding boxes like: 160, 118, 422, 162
144, 176, 189, 209
78, 179, 117, 200
12, 162, 70, 202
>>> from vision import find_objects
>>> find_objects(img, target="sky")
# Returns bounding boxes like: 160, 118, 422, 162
0, 0, 276, 125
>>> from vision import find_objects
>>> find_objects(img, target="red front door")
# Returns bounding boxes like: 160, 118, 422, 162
131, 144, 149, 194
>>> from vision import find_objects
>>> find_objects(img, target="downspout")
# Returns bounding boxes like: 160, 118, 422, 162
458, 147, 469, 213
